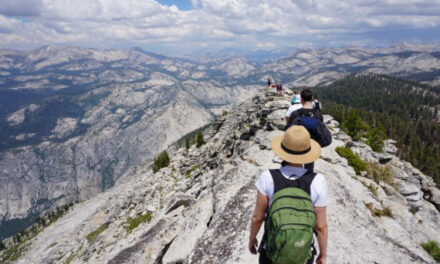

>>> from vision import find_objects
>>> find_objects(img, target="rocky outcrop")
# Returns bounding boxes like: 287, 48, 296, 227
9, 88, 439, 264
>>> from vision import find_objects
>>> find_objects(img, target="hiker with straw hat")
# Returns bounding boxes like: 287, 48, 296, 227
249, 126, 328, 264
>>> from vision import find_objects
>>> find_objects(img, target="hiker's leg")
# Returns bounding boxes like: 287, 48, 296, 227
304, 162, 314, 172
259, 250, 273, 264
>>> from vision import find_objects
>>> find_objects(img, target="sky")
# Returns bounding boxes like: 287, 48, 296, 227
0, 0, 439, 53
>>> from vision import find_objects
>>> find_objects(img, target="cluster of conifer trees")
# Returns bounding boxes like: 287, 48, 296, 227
317, 74, 440, 186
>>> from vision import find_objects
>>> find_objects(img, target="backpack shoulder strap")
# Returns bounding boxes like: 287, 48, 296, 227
270, 169, 317, 194
269, 169, 293, 193
286, 108, 303, 126
296, 171, 317, 195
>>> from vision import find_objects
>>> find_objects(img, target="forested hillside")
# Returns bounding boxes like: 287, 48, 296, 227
317, 74, 440, 186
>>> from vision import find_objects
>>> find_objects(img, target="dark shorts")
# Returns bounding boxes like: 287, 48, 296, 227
259, 250, 314, 264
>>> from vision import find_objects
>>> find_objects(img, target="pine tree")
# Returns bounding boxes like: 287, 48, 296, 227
367, 125, 386, 152
185, 138, 190, 150
152, 151, 170, 173
0, 240, 6, 251
196, 130, 205, 148
341, 110, 369, 140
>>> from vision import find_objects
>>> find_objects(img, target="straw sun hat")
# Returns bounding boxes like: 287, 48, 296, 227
271, 125, 322, 164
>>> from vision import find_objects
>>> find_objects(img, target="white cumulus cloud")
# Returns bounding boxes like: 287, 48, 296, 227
0, 0, 438, 51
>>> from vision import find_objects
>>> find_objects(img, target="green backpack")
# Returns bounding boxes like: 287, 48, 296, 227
264, 169, 317, 264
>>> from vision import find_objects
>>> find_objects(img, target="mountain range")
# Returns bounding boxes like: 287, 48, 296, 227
1, 43, 440, 240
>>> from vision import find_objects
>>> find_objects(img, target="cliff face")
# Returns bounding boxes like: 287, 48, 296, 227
0, 45, 260, 226
5, 88, 440, 264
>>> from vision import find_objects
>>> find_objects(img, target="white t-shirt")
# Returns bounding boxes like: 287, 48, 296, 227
285, 104, 303, 119
256, 166, 327, 207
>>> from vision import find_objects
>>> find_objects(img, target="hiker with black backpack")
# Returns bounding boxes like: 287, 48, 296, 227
285, 89, 332, 172
312, 95, 322, 111
249, 125, 328, 264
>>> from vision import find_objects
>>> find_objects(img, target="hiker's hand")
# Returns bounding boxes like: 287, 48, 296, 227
248, 237, 258, 254
316, 254, 326, 264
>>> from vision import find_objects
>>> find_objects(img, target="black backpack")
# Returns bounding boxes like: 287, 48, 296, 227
286, 108, 332, 147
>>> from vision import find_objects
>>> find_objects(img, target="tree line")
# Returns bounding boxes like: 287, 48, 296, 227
316, 74, 440, 186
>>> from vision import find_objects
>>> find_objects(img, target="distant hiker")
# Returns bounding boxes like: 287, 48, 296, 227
267, 78, 272, 88
276, 81, 283, 96
291, 90, 301, 105
312, 95, 322, 111
285, 91, 302, 123
286, 89, 332, 172
249, 125, 328, 264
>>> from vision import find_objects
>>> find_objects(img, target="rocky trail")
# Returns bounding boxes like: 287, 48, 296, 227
5, 88, 440, 264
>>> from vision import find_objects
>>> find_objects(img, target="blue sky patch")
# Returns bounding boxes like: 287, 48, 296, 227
157, 0, 194, 10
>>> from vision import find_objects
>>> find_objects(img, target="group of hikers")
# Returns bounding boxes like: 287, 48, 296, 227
267, 78, 284, 96
249, 86, 332, 264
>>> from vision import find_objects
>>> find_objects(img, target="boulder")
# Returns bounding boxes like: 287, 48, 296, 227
267, 109, 286, 130
333, 131, 351, 143
264, 100, 290, 111
372, 152, 394, 164
383, 139, 398, 154
398, 181, 423, 202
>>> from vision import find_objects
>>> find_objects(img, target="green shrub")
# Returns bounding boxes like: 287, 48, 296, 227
86, 223, 108, 243
382, 207, 393, 217
186, 164, 199, 179
365, 203, 393, 218
152, 151, 170, 173
335, 146, 368, 174
421, 241, 440, 262
367, 162, 395, 187
124, 212, 152, 233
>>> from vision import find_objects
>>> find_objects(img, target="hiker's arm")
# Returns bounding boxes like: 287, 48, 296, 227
314, 206, 328, 263
249, 191, 268, 254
